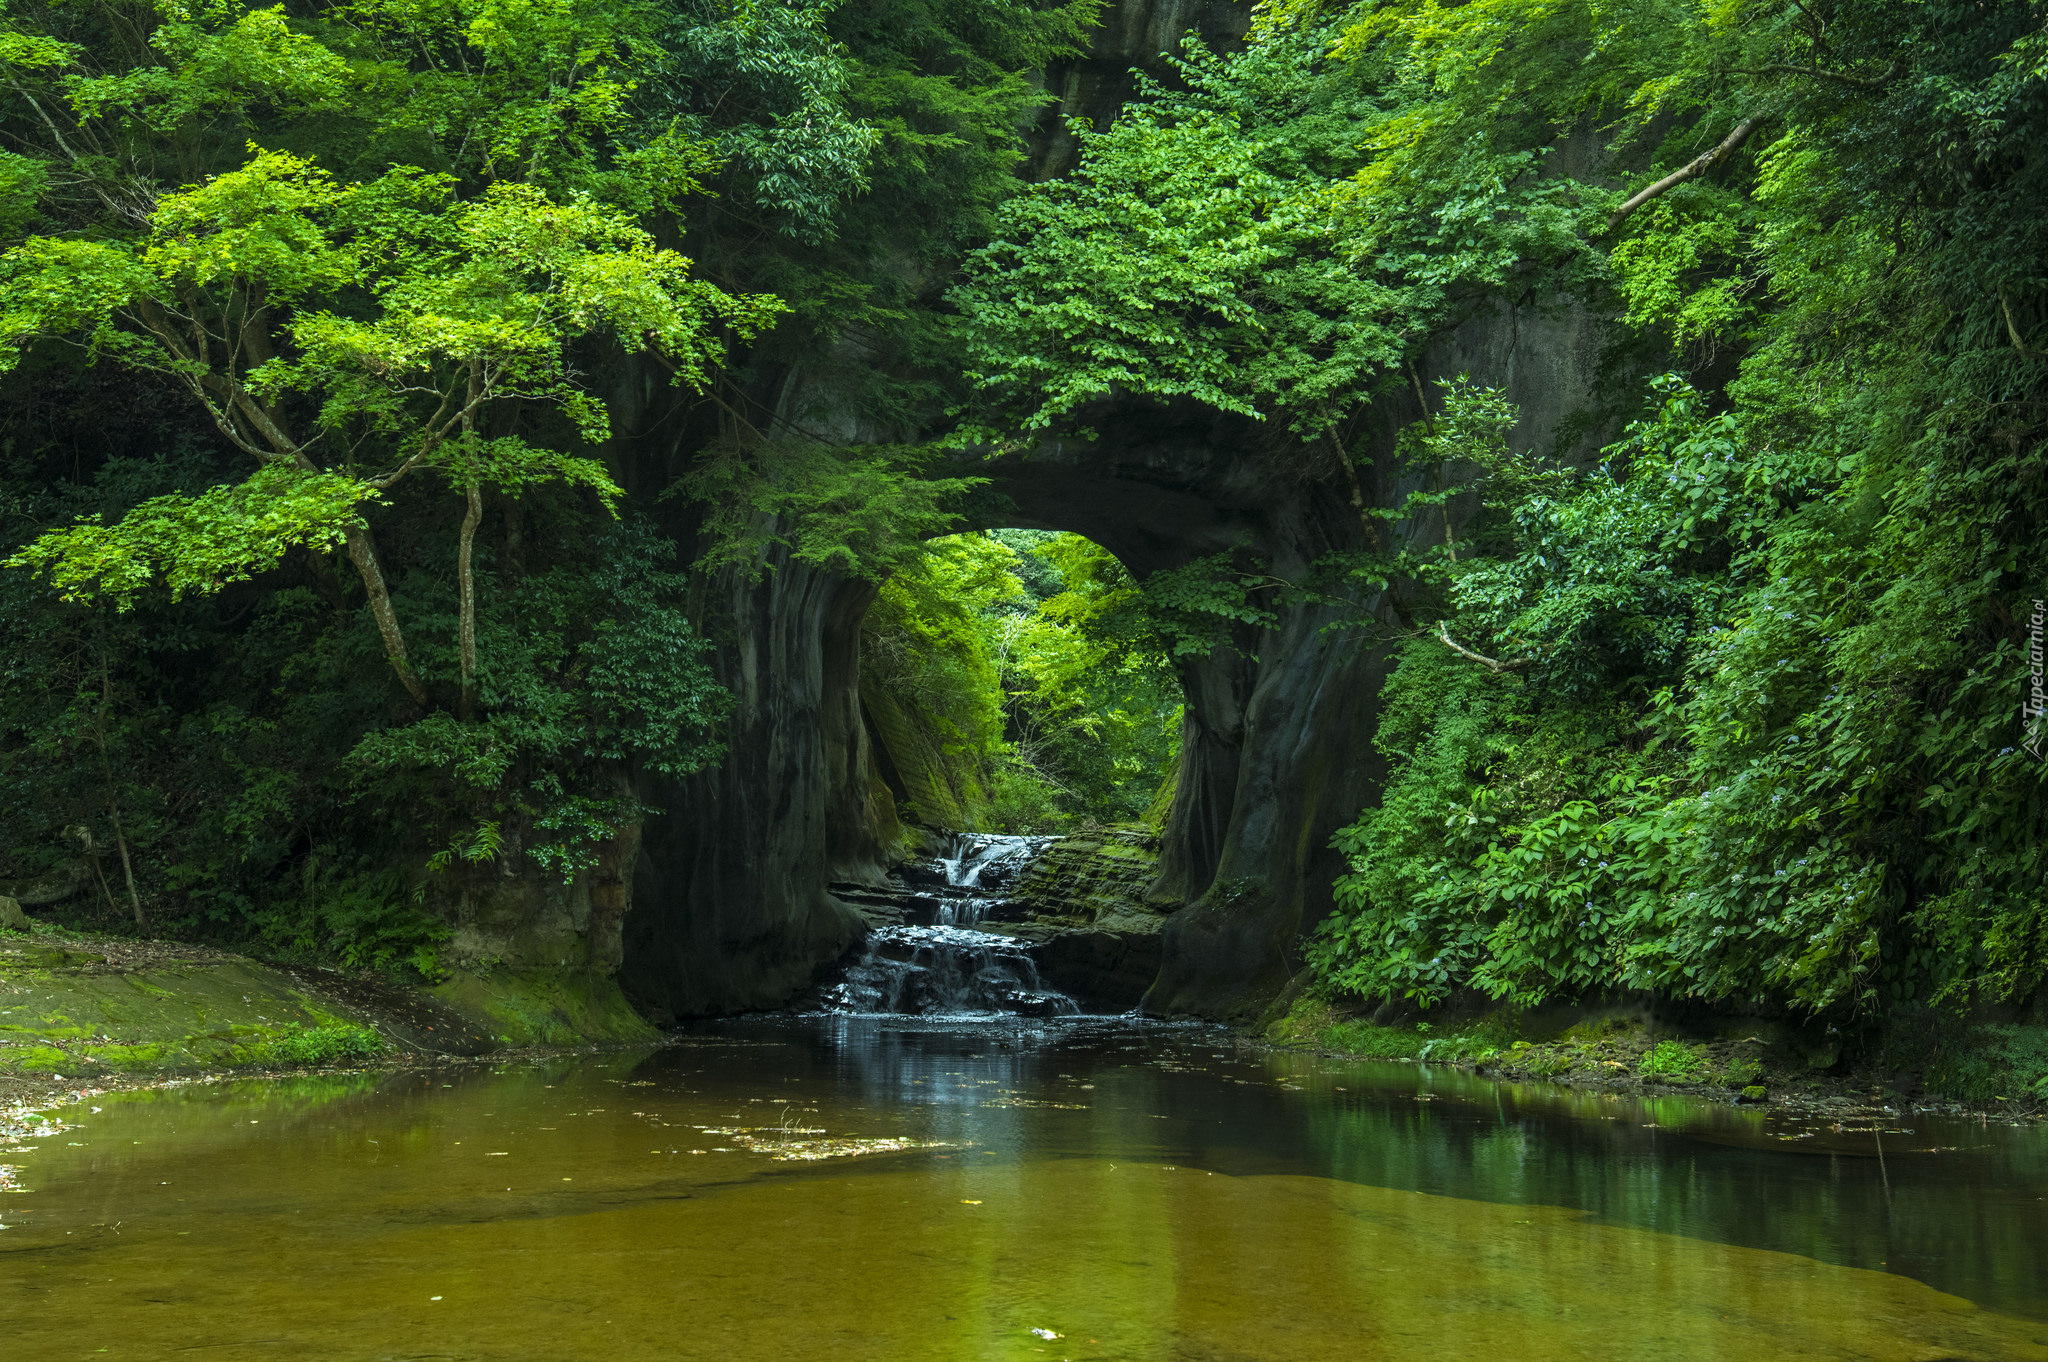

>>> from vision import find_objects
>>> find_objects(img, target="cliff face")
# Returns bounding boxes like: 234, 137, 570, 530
618, 561, 886, 1020
608, 0, 1622, 1022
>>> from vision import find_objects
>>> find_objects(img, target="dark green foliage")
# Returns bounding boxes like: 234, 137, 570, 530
252, 866, 450, 980
1292, 0, 2048, 1024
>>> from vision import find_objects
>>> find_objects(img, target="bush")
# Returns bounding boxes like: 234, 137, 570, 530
268, 1023, 386, 1067
1639, 1039, 1707, 1081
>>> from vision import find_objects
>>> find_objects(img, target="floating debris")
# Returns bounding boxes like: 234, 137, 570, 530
691, 1124, 955, 1162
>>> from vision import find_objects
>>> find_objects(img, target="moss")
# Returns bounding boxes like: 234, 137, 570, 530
863, 685, 990, 830
1266, 996, 1430, 1058
13, 1044, 70, 1072
1, 1018, 90, 1038
1711, 1053, 1764, 1088
80, 1042, 171, 1070
0, 936, 659, 1076
430, 967, 657, 1047
1139, 746, 1180, 830
1009, 831, 1163, 921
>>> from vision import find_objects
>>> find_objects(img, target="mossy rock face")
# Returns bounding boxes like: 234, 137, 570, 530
0, 959, 379, 1076
431, 968, 659, 1048
1007, 831, 1168, 922
862, 686, 990, 832
986, 830, 1172, 1011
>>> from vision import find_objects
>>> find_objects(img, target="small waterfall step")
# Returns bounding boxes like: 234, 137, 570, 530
811, 924, 1078, 1018
829, 831, 1057, 930
814, 832, 1079, 1017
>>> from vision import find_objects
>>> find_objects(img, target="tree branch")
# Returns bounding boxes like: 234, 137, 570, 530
2000, 291, 2048, 362
1605, 115, 1768, 234
1736, 62, 1901, 92
346, 524, 430, 707
1435, 621, 1528, 672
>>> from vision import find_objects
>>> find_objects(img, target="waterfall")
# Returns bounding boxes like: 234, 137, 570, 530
813, 924, 1078, 1017
813, 832, 1077, 1017
931, 832, 1054, 924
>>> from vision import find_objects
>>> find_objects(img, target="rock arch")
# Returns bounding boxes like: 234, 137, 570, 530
622, 395, 1396, 1022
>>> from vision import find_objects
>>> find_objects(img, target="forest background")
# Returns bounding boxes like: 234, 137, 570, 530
0, 0, 2043, 1069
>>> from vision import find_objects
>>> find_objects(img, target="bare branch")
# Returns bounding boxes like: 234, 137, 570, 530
2000, 291, 2048, 362
1435, 621, 1529, 673
1605, 115, 1768, 234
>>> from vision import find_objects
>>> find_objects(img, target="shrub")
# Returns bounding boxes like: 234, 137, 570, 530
1640, 1039, 1707, 1081
269, 1023, 386, 1067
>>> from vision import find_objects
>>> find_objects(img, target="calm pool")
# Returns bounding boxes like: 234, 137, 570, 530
3, 1016, 2045, 1360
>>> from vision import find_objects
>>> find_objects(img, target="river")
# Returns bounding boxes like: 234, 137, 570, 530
4, 1015, 2045, 1360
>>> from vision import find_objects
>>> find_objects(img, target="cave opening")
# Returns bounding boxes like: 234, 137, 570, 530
856, 528, 1184, 841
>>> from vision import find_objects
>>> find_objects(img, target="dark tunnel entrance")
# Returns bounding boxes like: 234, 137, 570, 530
622, 398, 1400, 1024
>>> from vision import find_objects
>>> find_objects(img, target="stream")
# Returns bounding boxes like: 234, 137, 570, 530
4, 1016, 2046, 1360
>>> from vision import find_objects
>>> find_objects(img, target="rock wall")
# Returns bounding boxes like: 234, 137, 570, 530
1002, 830, 1170, 1010
617, 555, 882, 1021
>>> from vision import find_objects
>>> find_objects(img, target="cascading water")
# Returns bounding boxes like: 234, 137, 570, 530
931, 832, 1054, 924
813, 832, 1079, 1017
813, 923, 1077, 1018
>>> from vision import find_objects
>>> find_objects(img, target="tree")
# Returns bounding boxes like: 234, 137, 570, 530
1, 145, 778, 707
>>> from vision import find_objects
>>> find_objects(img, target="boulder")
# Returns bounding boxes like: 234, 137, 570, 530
0, 895, 30, 933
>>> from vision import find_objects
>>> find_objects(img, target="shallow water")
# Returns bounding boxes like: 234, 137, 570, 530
4, 1016, 2047, 1361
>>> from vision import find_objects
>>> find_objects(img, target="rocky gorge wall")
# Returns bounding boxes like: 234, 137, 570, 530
600, 0, 1628, 1023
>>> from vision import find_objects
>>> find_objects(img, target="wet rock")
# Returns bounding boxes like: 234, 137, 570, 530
0, 896, 28, 933
810, 924, 1078, 1017
1021, 913, 1165, 1013
986, 831, 1174, 1011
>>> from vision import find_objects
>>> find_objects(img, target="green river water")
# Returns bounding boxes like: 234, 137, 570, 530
3, 1016, 2046, 1361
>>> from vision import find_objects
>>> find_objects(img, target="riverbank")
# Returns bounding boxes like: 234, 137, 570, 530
0, 919, 658, 1091
1260, 995, 2048, 1125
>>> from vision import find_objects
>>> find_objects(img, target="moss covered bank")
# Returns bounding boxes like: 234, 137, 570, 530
0, 918, 655, 1086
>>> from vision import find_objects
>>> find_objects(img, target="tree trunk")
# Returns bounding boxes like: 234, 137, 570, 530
107, 803, 143, 928
345, 523, 429, 707
91, 664, 145, 926
457, 479, 482, 720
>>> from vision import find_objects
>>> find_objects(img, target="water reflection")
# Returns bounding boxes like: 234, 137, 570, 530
0, 1016, 2043, 1361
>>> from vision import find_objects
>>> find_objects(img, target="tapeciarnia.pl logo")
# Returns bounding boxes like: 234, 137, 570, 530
2026, 597, 2046, 760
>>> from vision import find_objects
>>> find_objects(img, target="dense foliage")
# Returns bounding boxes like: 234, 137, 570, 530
1, 0, 2042, 1045
861, 529, 1180, 831
950, 0, 2048, 1024
0, 0, 1093, 964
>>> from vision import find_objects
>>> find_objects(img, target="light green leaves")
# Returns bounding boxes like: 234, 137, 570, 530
4, 461, 379, 608
427, 435, 622, 510
0, 237, 154, 370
